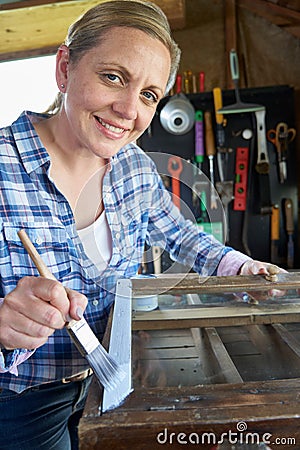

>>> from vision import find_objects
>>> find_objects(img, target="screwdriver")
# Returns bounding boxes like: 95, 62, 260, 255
204, 111, 217, 209
213, 87, 226, 182
194, 111, 204, 170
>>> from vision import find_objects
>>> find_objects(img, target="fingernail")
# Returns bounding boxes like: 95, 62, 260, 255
76, 307, 83, 319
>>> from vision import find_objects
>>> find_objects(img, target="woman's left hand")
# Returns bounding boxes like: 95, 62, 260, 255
239, 259, 287, 299
239, 260, 287, 276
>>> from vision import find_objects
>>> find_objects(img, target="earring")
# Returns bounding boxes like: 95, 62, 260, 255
60, 84, 65, 89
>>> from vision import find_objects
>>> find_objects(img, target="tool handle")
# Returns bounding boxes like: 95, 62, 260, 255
271, 205, 280, 241
175, 74, 182, 94
199, 71, 205, 92
192, 75, 197, 94
230, 49, 239, 82
204, 111, 215, 157
18, 229, 77, 325
17, 229, 56, 281
195, 111, 204, 163
285, 198, 294, 234
184, 77, 190, 94
213, 87, 224, 125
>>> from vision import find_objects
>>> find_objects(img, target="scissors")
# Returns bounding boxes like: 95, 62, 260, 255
267, 122, 296, 183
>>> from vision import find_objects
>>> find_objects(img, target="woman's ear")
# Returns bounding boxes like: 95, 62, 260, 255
55, 44, 70, 92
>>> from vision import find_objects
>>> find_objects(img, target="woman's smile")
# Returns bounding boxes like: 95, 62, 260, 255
94, 115, 128, 137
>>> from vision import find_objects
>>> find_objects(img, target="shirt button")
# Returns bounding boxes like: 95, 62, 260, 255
115, 232, 120, 239
35, 236, 43, 245
92, 300, 99, 306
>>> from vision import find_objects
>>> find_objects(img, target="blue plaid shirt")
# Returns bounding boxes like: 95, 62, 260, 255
0, 111, 238, 393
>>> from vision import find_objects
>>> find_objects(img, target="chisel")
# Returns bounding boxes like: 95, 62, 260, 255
213, 87, 226, 182
284, 198, 294, 269
213, 87, 225, 151
204, 111, 217, 209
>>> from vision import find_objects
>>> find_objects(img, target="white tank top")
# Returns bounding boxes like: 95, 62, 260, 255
77, 212, 112, 271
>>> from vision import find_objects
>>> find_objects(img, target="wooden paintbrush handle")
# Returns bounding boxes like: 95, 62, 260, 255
17, 229, 57, 281
18, 229, 76, 325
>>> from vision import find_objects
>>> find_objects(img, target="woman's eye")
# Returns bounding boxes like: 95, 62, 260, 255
142, 91, 158, 103
104, 73, 121, 83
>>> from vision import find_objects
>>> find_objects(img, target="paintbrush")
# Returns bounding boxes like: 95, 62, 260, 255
17, 228, 125, 391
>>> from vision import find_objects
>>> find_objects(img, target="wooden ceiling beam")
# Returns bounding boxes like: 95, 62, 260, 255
238, 0, 300, 39
0, 0, 186, 61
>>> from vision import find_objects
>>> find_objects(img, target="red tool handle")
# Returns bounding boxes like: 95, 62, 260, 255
168, 156, 183, 210
175, 74, 182, 94
199, 71, 205, 92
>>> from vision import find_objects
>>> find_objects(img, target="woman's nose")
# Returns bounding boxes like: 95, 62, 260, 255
112, 90, 138, 120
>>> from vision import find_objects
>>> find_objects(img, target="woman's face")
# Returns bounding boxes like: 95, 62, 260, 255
56, 27, 171, 159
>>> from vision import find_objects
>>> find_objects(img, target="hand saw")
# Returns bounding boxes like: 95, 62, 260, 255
102, 278, 133, 412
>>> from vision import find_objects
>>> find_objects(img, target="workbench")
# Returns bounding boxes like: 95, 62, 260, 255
79, 272, 300, 449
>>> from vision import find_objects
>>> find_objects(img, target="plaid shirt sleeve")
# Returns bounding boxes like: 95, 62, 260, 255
0, 299, 35, 375
106, 146, 237, 277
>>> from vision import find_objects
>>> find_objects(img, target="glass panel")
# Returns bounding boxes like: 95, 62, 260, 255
132, 290, 300, 389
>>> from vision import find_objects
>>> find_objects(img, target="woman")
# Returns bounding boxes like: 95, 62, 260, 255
0, 1, 282, 449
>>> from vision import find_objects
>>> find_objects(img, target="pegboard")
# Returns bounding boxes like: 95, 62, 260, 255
139, 85, 298, 269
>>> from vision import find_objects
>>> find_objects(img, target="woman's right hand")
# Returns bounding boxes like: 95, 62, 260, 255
0, 276, 87, 350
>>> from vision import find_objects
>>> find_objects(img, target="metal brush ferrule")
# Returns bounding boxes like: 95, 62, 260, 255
66, 317, 99, 356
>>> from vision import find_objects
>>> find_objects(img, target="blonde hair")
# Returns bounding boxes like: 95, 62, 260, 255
46, 0, 180, 114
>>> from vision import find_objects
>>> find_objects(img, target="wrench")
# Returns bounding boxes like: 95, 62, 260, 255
167, 155, 183, 210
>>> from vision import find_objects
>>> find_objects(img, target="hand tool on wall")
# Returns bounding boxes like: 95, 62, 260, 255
233, 147, 249, 211
167, 155, 183, 210
199, 71, 205, 92
271, 204, 281, 264
151, 246, 162, 274
213, 87, 227, 182
160, 74, 195, 136
193, 181, 208, 223
254, 108, 270, 175
175, 73, 182, 94
215, 181, 234, 243
194, 111, 204, 169
192, 74, 197, 94
213, 87, 226, 152
193, 181, 223, 242
267, 122, 296, 183
216, 50, 268, 214
204, 111, 218, 209
252, 110, 272, 216
284, 198, 294, 269
218, 50, 264, 115
183, 70, 193, 94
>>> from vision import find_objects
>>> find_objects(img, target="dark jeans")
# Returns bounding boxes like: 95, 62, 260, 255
0, 375, 92, 450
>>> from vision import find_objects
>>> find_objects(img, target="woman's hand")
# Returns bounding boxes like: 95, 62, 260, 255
0, 276, 87, 351
239, 259, 287, 300
239, 259, 287, 276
